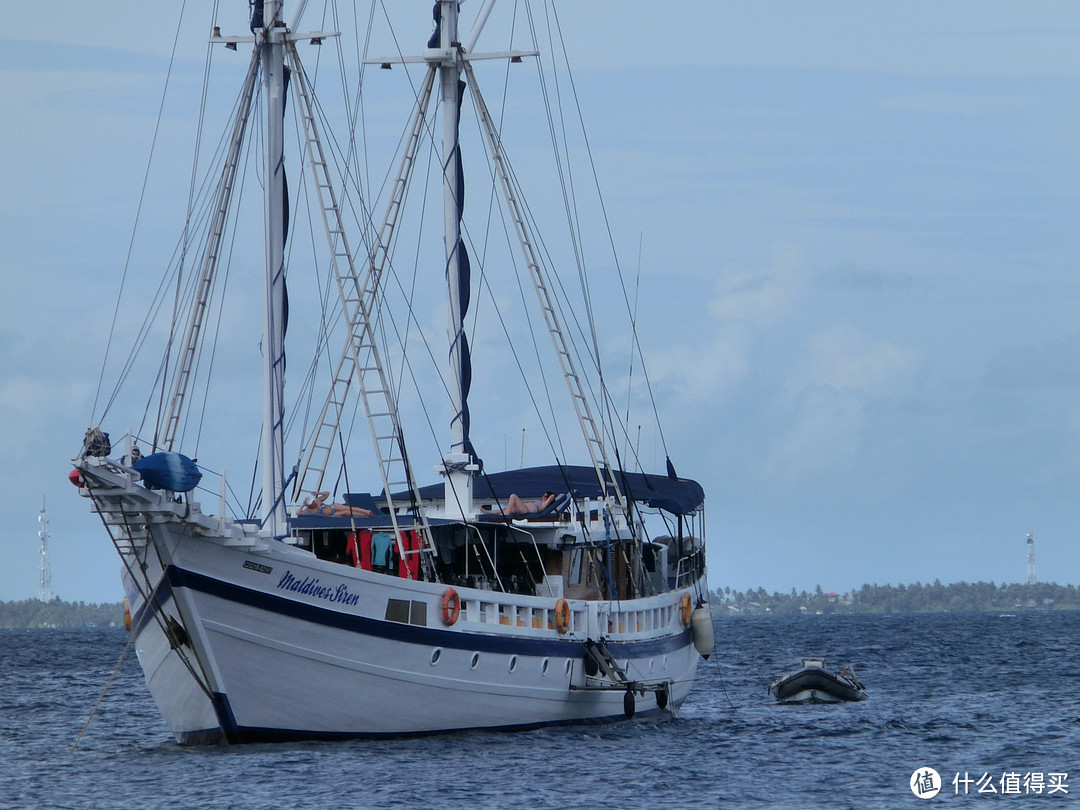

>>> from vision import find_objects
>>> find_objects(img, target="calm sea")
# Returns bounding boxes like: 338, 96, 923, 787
1, 612, 1077, 808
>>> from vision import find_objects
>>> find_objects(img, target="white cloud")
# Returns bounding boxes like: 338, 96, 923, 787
791, 325, 916, 399
763, 385, 866, 482
641, 249, 807, 407
759, 326, 917, 485
646, 322, 751, 407
707, 248, 807, 326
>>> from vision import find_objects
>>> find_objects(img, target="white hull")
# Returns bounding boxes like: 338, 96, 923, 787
91, 461, 704, 743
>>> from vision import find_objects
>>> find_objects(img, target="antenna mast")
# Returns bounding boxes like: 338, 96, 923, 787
38, 497, 53, 602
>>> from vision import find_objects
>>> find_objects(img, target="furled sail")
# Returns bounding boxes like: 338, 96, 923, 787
448, 77, 481, 471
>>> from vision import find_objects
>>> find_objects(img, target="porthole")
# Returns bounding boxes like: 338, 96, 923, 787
470, 652, 480, 670
541, 658, 550, 676
509, 655, 518, 673
430, 648, 442, 666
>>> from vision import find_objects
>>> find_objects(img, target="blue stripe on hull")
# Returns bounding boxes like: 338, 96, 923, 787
166, 565, 693, 658
151, 565, 694, 743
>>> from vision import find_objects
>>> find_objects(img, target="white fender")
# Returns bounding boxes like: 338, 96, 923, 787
690, 605, 714, 659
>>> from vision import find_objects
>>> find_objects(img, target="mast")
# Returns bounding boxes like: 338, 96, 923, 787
260, 0, 288, 534
437, 0, 478, 517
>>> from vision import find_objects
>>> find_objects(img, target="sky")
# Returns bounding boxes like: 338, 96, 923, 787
1, 1, 1079, 604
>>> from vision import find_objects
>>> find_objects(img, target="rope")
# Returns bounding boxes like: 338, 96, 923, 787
713, 650, 737, 711
71, 622, 140, 754
82, 475, 216, 694
92, 0, 191, 425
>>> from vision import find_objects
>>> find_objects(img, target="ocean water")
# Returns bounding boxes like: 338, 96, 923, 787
2, 611, 1078, 808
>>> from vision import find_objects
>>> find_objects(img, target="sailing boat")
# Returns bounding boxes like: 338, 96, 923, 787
73, 0, 711, 744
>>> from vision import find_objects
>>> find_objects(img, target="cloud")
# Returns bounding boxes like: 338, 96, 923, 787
791, 325, 916, 398
759, 326, 917, 485
645, 322, 752, 408
763, 385, 867, 482
641, 249, 807, 407
816, 263, 920, 293
707, 247, 807, 325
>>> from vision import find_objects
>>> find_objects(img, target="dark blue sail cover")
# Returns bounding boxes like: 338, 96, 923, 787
250, 0, 264, 32
281, 65, 290, 343
396, 465, 704, 516
448, 77, 481, 470
426, 2, 441, 48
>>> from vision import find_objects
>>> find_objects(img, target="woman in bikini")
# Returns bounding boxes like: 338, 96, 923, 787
298, 491, 373, 517
481, 491, 557, 516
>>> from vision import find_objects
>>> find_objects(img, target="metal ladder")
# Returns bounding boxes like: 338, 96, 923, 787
287, 47, 436, 569
583, 638, 629, 684
463, 61, 626, 510
159, 49, 261, 452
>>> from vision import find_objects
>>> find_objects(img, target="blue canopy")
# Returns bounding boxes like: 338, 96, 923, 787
392, 464, 704, 516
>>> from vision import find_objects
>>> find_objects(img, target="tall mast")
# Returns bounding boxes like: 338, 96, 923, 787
437, 0, 478, 517
260, 0, 288, 534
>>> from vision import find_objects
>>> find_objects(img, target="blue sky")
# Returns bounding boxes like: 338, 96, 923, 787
1, 1, 1078, 603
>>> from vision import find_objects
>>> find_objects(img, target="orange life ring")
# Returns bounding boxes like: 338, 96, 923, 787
680, 592, 693, 627
441, 588, 461, 626
554, 598, 571, 635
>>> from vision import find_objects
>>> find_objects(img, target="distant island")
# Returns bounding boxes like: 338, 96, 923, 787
0, 598, 124, 629
1, 581, 1075, 628
714, 581, 1080, 616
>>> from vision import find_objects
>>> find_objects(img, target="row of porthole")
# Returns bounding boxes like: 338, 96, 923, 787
429, 649, 672, 674
429, 648, 575, 676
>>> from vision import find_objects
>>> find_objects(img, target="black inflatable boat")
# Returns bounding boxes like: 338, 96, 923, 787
768, 658, 867, 704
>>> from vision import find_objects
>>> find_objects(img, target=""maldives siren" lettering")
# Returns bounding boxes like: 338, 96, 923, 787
277, 570, 360, 607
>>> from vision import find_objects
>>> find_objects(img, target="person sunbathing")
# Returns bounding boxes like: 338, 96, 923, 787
298, 491, 373, 517
481, 491, 557, 516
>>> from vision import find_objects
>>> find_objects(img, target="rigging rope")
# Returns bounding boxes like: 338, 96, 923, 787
91, 0, 191, 431
545, 1, 673, 467
70, 618, 139, 754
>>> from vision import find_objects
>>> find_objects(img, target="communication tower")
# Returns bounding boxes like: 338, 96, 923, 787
1026, 532, 1036, 586
38, 496, 53, 602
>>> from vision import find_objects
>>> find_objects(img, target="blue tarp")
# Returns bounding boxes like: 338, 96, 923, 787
134, 452, 202, 492
390, 464, 705, 516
